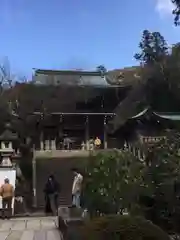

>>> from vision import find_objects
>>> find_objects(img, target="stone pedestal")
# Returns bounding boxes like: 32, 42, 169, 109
58, 207, 70, 220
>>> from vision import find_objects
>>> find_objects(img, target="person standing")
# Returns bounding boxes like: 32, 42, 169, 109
72, 168, 83, 208
44, 175, 60, 216
94, 136, 101, 149
0, 178, 14, 219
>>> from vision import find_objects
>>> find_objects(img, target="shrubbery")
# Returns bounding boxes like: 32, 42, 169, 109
80, 215, 170, 240
82, 150, 144, 216
81, 133, 180, 234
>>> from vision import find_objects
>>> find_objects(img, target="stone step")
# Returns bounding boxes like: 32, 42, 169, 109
57, 207, 84, 222
36, 157, 82, 208
69, 208, 83, 218
37, 196, 72, 209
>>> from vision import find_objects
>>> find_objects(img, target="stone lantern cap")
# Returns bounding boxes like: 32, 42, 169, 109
0, 123, 18, 141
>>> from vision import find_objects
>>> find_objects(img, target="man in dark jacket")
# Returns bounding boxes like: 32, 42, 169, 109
44, 175, 60, 216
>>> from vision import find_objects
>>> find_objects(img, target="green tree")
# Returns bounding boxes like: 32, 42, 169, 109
165, 43, 180, 100
134, 30, 169, 65
134, 30, 180, 111
108, 30, 179, 133
134, 30, 169, 85
96, 65, 107, 74
172, 0, 180, 25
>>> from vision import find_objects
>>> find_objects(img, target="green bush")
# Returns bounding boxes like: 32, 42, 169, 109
82, 150, 144, 216
80, 215, 170, 240
139, 132, 180, 233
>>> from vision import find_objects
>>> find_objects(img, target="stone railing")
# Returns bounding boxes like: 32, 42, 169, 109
34, 149, 91, 159
34, 148, 119, 159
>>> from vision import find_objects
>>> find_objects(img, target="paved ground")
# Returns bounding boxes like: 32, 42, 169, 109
0, 217, 62, 240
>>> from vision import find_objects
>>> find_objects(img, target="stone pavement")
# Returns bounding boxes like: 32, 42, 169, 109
0, 217, 62, 240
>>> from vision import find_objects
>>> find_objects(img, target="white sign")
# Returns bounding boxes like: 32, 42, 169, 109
0, 169, 16, 214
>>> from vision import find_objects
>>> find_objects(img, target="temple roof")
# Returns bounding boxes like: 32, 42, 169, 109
34, 69, 103, 76
33, 66, 144, 88
107, 66, 141, 86
0, 129, 18, 140
153, 112, 180, 120
0, 123, 18, 141
107, 82, 146, 133
131, 108, 149, 119
130, 108, 180, 120
33, 69, 111, 86
107, 103, 180, 133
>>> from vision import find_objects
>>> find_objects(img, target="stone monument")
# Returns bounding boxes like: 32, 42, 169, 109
0, 123, 19, 168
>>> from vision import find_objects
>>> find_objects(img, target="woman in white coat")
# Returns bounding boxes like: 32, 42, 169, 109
71, 168, 83, 208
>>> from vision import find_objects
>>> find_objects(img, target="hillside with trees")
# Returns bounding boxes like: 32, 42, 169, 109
108, 30, 180, 133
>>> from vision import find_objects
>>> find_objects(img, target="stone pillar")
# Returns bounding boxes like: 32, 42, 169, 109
103, 116, 107, 149
85, 116, 89, 150
9, 142, 13, 149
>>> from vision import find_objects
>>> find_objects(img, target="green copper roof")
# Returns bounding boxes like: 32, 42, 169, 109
131, 108, 149, 119
130, 108, 180, 120
154, 112, 180, 120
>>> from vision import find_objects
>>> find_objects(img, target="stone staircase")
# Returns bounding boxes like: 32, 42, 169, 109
36, 157, 80, 208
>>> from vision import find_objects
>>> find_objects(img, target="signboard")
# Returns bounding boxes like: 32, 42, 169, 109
0, 169, 16, 215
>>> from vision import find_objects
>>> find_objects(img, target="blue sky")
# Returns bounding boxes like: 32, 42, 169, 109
0, 0, 179, 78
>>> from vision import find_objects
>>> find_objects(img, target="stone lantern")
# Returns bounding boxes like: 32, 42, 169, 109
0, 123, 19, 167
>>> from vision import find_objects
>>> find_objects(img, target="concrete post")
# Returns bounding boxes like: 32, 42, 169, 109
104, 115, 107, 149
32, 151, 37, 208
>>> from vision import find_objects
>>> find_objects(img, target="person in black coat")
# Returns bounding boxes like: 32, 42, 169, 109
44, 175, 60, 215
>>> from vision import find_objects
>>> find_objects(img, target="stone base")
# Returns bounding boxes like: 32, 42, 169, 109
57, 206, 83, 239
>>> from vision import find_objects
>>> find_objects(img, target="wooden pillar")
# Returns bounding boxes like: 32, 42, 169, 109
58, 114, 63, 150
40, 113, 45, 150
104, 115, 107, 149
32, 152, 37, 208
85, 116, 89, 150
